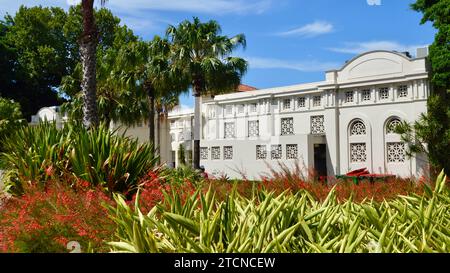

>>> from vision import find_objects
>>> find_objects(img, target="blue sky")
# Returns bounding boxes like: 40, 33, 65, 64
0, 0, 436, 108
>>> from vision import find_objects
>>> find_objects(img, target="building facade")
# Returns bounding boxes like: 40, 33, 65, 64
178, 50, 429, 179
31, 49, 430, 180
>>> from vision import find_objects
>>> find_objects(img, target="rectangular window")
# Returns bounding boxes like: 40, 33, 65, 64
249, 103, 257, 113
271, 144, 282, 160
224, 122, 235, 138
345, 91, 354, 103
297, 97, 306, 108
225, 105, 233, 115
200, 147, 209, 160
248, 120, 259, 137
211, 147, 220, 160
350, 143, 367, 163
281, 117, 294, 136
283, 99, 291, 110
398, 85, 408, 98
238, 104, 245, 114
379, 87, 389, 100
224, 146, 233, 160
313, 96, 321, 107
362, 89, 371, 101
311, 115, 325, 134
286, 144, 298, 159
256, 145, 267, 160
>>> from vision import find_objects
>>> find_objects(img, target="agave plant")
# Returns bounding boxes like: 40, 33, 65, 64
107, 170, 449, 253
0, 122, 157, 195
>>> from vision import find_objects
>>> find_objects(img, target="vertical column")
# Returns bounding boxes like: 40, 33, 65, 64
390, 84, 395, 102
409, 81, 414, 100
372, 86, 377, 103
215, 104, 220, 139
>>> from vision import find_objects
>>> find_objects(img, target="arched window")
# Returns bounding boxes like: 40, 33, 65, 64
386, 118, 401, 134
350, 120, 366, 136
385, 117, 406, 164
348, 119, 368, 166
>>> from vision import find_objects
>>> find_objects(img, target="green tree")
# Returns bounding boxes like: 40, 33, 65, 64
114, 37, 188, 154
399, 0, 450, 177
60, 7, 144, 127
0, 6, 68, 120
166, 17, 248, 169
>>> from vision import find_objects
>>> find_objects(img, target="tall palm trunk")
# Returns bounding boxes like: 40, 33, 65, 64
145, 82, 155, 155
80, 0, 99, 129
192, 76, 203, 170
156, 108, 162, 164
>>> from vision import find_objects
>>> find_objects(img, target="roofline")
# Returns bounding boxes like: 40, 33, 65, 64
325, 50, 426, 73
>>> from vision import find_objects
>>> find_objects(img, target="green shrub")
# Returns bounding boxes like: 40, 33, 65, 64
0, 98, 26, 151
0, 122, 157, 195
108, 171, 449, 253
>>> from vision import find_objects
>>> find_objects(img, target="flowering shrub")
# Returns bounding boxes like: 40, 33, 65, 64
130, 168, 197, 214
0, 179, 115, 253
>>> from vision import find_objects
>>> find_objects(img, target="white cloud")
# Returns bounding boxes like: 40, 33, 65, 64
277, 21, 334, 37
246, 56, 340, 72
66, 0, 80, 5
107, 0, 272, 15
367, 0, 381, 6
328, 41, 426, 55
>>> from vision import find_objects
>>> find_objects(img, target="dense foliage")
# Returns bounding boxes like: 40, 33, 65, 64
0, 98, 25, 145
0, 122, 157, 195
0, 5, 139, 121
108, 171, 449, 253
401, 0, 450, 176
0, 179, 115, 253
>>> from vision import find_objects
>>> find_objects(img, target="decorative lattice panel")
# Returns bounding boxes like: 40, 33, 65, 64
200, 147, 208, 160
283, 99, 291, 110
313, 96, 321, 107
297, 97, 305, 108
386, 118, 401, 134
350, 121, 366, 135
225, 105, 233, 115
346, 91, 354, 103
379, 87, 389, 100
398, 85, 408, 97
256, 145, 267, 160
311, 115, 325, 134
286, 144, 298, 159
350, 143, 367, 163
238, 105, 245, 114
387, 142, 406, 163
248, 120, 259, 137
211, 146, 220, 160
224, 122, 235, 138
281, 118, 294, 135
224, 146, 233, 160
362, 89, 371, 101
271, 145, 282, 160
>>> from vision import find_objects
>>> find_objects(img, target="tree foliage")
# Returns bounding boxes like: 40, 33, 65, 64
401, 0, 450, 176
166, 17, 248, 169
0, 98, 26, 146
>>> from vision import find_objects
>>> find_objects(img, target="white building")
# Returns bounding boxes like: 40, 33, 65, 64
31, 49, 430, 180
30, 106, 68, 128
171, 49, 430, 179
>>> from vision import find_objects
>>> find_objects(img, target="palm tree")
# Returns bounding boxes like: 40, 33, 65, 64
80, 0, 107, 128
166, 17, 248, 169
116, 38, 188, 154
155, 91, 180, 162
